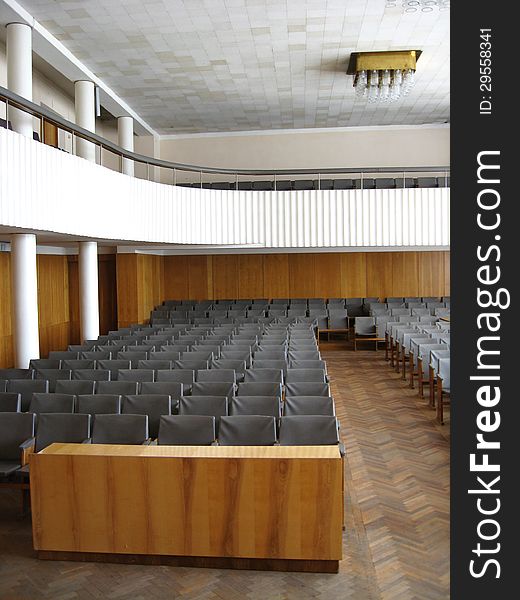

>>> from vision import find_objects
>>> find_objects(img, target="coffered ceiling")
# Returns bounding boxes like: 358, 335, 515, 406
18, 0, 450, 134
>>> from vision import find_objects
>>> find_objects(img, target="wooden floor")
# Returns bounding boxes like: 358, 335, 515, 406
0, 343, 450, 600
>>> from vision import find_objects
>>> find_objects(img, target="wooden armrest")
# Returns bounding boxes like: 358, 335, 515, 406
20, 437, 35, 467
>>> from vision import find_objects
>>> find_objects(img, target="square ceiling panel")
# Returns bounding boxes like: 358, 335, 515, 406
19, 0, 450, 134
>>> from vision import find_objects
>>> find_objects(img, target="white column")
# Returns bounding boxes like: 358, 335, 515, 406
74, 80, 96, 162
78, 241, 99, 342
11, 234, 40, 367
117, 116, 134, 176
6, 23, 33, 138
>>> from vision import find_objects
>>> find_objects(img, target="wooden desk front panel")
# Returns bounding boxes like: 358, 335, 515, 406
30, 447, 343, 561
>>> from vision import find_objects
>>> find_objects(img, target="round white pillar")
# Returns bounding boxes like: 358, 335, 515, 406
11, 234, 40, 367
6, 23, 33, 138
74, 80, 96, 162
78, 241, 100, 342
117, 116, 134, 176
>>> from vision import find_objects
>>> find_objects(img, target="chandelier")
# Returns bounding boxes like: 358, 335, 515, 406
347, 50, 421, 103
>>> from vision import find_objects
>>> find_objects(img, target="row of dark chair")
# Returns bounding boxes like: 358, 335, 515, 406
177, 177, 450, 191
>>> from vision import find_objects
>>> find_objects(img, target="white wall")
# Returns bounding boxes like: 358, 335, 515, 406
159, 125, 450, 179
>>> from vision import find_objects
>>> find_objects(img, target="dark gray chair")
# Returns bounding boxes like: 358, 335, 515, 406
279, 415, 340, 446
229, 396, 281, 418
139, 381, 183, 399
55, 379, 96, 395
33, 413, 91, 452
48, 351, 79, 361
7, 379, 49, 412
178, 396, 227, 433
285, 369, 326, 383
29, 393, 74, 414
211, 360, 247, 382
0, 412, 35, 478
123, 395, 171, 439
190, 382, 235, 400
91, 414, 149, 445
73, 369, 110, 381
35, 369, 71, 392
237, 382, 282, 397
76, 394, 121, 416
289, 359, 327, 371
30, 359, 61, 370
96, 360, 131, 380
218, 416, 277, 446
173, 359, 210, 371
285, 382, 330, 397
95, 381, 139, 396
196, 369, 236, 384
284, 396, 335, 416
117, 369, 154, 382
0, 393, 21, 412
62, 359, 96, 370
251, 359, 288, 373
82, 351, 111, 360
243, 369, 284, 384
0, 369, 33, 380
157, 415, 216, 446
138, 360, 172, 371
156, 369, 195, 393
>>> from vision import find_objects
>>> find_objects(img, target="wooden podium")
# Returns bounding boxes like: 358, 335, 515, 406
30, 444, 343, 573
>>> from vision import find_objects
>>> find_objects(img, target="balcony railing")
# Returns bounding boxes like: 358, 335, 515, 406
0, 85, 450, 191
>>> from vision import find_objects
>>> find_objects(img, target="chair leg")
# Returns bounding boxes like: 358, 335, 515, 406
437, 378, 444, 424
390, 339, 395, 368
429, 366, 436, 408
418, 358, 424, 398
402, 351, 407, 380
385, 333, 389, 360
409, 352, 415, 388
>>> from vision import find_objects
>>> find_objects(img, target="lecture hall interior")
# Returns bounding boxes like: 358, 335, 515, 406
0, 1, 450, 598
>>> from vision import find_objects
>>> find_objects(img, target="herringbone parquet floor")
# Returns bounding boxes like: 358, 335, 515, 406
0, 345, 449, 600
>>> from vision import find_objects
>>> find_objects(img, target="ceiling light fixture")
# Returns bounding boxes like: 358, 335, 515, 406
347, 50, 421, 102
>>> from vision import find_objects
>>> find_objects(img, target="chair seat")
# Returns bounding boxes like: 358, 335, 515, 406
0, 461, 22, 478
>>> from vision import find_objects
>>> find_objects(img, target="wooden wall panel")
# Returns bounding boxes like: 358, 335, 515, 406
98, 255, 118, 335
67, 258, 80, 345
116, 254, 139, 328
264, 254, 289, 298
313, 254, 341, 299
418, 252, 445, 297
443, 252, 450, 296
163, 256, 189, 300
37, 255, 71, 358
0, 253, 14, 368
365, 253, 394, 300
238, 255, 264, 299
340, 253, 367, 298
212, 255, 239, 299
391, 252, 419, 297
137, 255, 164, 323
289, 254, 316, 298
187, 256, 212, 300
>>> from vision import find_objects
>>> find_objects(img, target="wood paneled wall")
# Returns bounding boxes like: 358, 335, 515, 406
0, 252, 118, 368
117, 251, 449, 326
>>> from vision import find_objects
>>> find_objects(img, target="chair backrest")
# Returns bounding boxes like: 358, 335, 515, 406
29, 393, 75, 414
157, 415, 216, 445
137, 359, 173, 371
139, 381, 183, 398
438, 358, 450, 391
288, 359, 327, 371
82, 351, 111, 360
55, 379, 96, 395
212, 360, 247, 378
155, 369, 195, 392
117, 369, 154, 382
218, 416, 277, 446
279, 415, 340, 446
243, 368, 284, 384
123, 395, 171, 439
229, 396, 281, 418
354, 317, 376, 336
35, 369, 71, 392
196, 369, 236, 383
91, 414, 149, 444
285, 382, 330, 397
0, 392, 22, 412
62, 359, 96, 370
49, 351, 80, 361
284, 396, 335, 416
95, 380, 139, 396
178, 396, 228, 432
7, 379, 49, 411
30, 359, 61, 370
237, 382, 283, 397
76, 394, 121, 415
73, 369, 110, 381
173, 359, 210, 371
34, 413, 91, 452
285, 369, 326, 383
0, 412, 35, 460
190, 382, 235, 399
